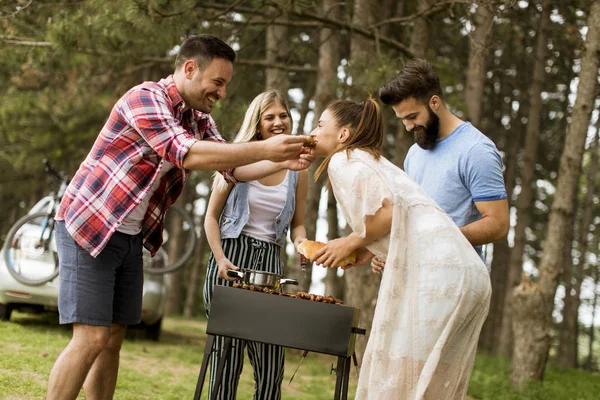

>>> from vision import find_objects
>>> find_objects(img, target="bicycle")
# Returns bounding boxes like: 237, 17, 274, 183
2, 160, 197, 285
2, 159, 68, 286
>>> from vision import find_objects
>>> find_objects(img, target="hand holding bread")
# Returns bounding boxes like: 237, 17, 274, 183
298, 239, 357, 268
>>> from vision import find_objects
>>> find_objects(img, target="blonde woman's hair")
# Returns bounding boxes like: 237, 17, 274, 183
212, 89, 292, 192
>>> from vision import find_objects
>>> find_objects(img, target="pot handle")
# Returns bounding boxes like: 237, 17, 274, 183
226, 270, 244, 280
280, 278, 298, 286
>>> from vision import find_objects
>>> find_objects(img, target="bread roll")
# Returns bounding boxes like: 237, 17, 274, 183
303, 135, 317, 148
298, 240, 356, 267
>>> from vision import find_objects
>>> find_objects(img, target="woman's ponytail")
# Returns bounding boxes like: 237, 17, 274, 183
313, 96, 383, 184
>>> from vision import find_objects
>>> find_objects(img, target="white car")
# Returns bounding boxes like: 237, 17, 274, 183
0, 197, 168, 341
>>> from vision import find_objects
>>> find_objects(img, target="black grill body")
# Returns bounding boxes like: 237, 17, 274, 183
193, 286, 364, 400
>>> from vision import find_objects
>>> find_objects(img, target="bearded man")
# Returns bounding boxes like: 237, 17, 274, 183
377, 59, 509, 263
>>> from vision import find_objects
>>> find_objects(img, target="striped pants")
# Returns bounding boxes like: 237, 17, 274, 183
203, 234, 285, 400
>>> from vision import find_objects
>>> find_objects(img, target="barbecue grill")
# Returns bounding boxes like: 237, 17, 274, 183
193, 285, 366, 400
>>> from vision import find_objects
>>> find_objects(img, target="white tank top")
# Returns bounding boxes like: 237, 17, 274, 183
240, 171, 289, 243
117, 161, 174, 235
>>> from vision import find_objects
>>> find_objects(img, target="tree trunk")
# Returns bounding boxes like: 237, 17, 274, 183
325, 189, 344, 299
295, 72, 317, 136
585, 265, 599, 370
266, 6, 289, 93
377, 0, 407, 39
288, 0, 343, 293
465, 3, 497, 352
392, 0, 436, 168
409, 0, 434, 58
342, 224, 381, 366
344, 0, 382, 365
557, 128, 599, 368
183, 195, 209, 318
293, 166, 323, 294
390, 1, 412, 168
165, 217, 185, 314
510, 0, 600, 385
465, 2, 494, 127
510, 274, 550, 388
312, 0, 342, 122
324, 265, 344, 299
480, 115, 521, 353
555, 189, 578, 359
165, 187, 195, 315
499, 0, 552, 358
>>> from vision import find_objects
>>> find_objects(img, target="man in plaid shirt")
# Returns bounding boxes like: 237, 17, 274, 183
46, 35, 313, 400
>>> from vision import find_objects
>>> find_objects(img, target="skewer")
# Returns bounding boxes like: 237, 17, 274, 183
288, 350, 309, 384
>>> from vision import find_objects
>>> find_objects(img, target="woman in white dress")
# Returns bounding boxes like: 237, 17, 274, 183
306, 97, 491, 400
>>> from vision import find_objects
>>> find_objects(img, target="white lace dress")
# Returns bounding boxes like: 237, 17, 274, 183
328, 150, 491, 400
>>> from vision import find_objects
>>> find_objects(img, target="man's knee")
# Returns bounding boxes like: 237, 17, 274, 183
104, 324, 127, 354
71, 324, 111, 356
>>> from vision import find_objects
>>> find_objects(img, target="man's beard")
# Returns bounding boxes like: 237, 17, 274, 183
413, 106, 440, 150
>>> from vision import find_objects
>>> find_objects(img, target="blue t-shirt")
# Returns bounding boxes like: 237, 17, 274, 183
404, 122, 507, 257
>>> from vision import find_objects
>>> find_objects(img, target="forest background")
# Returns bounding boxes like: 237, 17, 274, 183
1, 0, 600, 390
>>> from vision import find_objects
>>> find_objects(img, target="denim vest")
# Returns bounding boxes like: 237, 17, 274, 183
220, 171, 298, 246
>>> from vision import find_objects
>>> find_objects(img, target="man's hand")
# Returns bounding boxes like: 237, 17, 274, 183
355, 247, 375, 266
371, 256, 385, 274
263, 135, 307, 163
339, 247, 375, 270
281, 148, 315, 171
217, 257, 240, 281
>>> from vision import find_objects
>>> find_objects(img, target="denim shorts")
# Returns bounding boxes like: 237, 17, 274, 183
55, 221, 144, 327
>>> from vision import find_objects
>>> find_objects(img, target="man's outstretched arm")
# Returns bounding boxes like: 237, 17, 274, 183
182, 134, 306, 171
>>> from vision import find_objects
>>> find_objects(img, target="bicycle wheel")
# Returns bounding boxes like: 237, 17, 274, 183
3, 212, 59, 286
143, 204, 197, 274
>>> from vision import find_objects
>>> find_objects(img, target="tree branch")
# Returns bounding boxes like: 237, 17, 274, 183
144, 56, 317, 73
195, 2, 414, 57
0, 38, 317, 73
0, 37, 51, 47
0, 0, 33, 19
235, 59, 317, 72
295, 8, 413, 57
372, 0, 464, 28
220, 18, 321, 28
203, 0, 246, 20
151, 0, 246, 19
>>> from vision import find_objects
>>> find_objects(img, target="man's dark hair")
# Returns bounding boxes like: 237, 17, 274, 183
379, 59, 442, 106
174, 34, 236, 71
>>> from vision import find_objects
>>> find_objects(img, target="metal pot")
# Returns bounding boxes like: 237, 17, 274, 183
227, 269, 298, 292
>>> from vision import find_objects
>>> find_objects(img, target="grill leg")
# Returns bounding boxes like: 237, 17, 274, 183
211, 336, 233, 400
342, 356, 351, 400
193, 334, 215, 400
333, 356, 346, 400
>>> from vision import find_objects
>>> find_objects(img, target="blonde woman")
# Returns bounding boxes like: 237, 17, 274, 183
202, 90, 308, 400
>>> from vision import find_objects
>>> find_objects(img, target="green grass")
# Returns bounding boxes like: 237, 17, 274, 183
1, 312, 599, 399
0, 312, 358, 399
468, 353, 600, 400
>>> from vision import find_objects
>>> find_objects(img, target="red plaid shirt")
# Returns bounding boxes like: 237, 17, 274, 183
56, 75, 236, 257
